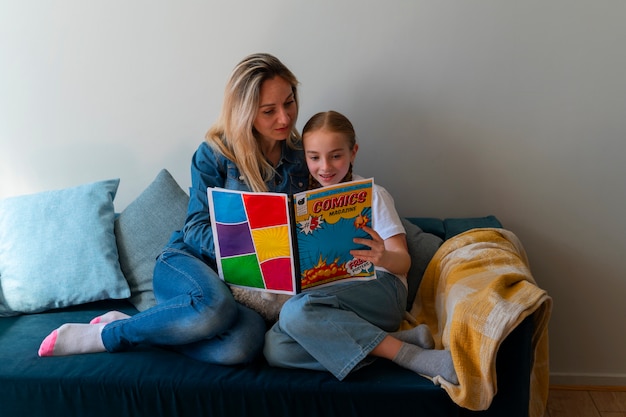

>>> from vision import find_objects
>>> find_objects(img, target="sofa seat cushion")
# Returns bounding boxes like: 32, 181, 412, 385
0, 300, 459, 417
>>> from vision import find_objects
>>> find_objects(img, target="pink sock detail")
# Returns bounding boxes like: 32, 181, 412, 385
38, 330, 58, 357
89, 316, 102, 324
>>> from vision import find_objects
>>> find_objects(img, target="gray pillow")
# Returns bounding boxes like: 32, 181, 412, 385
114, 169, 189, 311
0, 179, 130, 316
401, 218, 443, 310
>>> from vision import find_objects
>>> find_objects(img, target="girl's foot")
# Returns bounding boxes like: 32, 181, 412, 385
391, 324, 435, 349
392, 342, 458, 384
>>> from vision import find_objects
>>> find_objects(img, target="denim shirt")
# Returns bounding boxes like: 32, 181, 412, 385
166, 141, 309, 267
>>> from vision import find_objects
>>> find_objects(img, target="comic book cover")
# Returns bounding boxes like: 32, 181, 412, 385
292, 178, 374, 290
207, 178, 374, 294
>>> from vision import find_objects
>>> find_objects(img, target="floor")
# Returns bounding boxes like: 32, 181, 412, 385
544, 387, 626, 417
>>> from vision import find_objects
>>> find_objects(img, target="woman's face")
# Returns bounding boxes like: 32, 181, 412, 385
253, 76, 297, 143
303, 129, 358, 187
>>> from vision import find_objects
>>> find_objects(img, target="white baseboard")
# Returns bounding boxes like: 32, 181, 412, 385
550, 373, 626, 387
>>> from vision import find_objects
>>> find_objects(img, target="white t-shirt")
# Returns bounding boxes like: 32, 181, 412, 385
354, 175, 407, 288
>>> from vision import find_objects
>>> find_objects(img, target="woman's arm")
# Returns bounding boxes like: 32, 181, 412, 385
181, 143, 227, 260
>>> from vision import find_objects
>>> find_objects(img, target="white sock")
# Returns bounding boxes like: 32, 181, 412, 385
38, 323, 106, 357
90, 310, 131, 324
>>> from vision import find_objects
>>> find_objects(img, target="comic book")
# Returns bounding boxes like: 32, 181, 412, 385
207, 178, 375, 294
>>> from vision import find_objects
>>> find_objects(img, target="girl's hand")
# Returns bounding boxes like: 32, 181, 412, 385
350, 226, 386, 266
351, 226, 411, 275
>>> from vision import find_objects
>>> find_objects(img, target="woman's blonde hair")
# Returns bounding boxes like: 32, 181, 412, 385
205, 53, 300, 192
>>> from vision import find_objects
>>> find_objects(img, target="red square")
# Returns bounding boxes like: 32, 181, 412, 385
243, 194, 288, 229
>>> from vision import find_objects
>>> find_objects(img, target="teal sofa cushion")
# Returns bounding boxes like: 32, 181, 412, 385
0, 297, 532, 417
443, 215, 502, 239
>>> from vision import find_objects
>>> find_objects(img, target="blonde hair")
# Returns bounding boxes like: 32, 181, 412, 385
205, 53, 300, 192
302, 110, 357, 150
302, 110, 356, 189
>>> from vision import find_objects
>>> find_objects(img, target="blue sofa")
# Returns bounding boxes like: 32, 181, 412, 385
0, 170, 534, 417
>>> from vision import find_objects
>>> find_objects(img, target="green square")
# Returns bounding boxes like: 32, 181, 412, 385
221, 255, 265, 289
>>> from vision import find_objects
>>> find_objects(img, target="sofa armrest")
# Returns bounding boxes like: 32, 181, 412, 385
461, 315, 534, 417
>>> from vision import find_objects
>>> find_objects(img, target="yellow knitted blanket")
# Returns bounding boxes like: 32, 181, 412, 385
408, 228, 552, 417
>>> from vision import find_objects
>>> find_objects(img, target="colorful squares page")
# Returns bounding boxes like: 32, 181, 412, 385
208, 188, 297, 294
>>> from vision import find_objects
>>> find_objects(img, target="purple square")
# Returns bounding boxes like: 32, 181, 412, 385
215, 222, 255, 257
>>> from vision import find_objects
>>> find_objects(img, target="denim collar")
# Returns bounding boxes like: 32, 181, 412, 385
278, 140, 304, 168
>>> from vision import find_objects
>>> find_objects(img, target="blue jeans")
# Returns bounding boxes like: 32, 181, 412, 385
101, 249, 266, 365
264, 272, 407, 380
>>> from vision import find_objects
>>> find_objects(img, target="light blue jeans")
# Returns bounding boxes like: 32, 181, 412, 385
264, 272, 407, 380
101, 249, 266, 365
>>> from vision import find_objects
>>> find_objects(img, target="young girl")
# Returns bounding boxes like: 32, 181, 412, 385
264, 110, 458, 384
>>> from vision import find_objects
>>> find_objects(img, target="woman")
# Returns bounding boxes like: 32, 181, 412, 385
39, 53, 309, 365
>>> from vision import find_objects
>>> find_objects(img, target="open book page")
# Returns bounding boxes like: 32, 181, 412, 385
293, 178, 375, 290
207, 188, 298, 294
207, 178, 375, 294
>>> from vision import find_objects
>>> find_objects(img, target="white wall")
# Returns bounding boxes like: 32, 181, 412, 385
1, 1, 625, 385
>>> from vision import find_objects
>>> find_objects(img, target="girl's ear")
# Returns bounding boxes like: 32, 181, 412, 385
350, 143, 359, 163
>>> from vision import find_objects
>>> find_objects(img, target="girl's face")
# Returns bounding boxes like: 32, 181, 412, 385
303, 129, 358, 186
253, 76, 297, 143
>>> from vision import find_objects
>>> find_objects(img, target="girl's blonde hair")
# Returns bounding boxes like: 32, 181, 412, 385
302, 110, 356, 189
205, 53, 300, 192
302, 110, 357, 149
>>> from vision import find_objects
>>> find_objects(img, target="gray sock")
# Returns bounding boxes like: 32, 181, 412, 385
390, 324, 435, 349
392, 342, 458, 384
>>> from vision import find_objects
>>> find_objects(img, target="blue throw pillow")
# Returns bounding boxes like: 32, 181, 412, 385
0, 179, 130, 316
114, 169, 189, 311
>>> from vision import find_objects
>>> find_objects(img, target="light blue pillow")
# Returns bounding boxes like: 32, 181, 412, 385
0, 179, 130, 316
